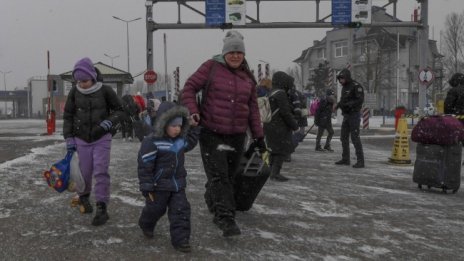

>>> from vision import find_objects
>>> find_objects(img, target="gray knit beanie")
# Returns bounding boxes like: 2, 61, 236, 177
222, 30, 245, 55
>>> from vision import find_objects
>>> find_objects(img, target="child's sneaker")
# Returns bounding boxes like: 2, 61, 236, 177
174, 243, 191, 253
78, 195, 93, 214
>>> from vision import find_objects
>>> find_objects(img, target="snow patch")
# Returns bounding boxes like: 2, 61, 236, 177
323, 255, 355, 261
256, 229, 280, 240
0, 143, 61, 169
112, 194, 144, 207
299, 201, 352, 218
358, 245, 391, 256
216, 144, 235, 151
92, 237, 124, 246
0, 208, 11, 218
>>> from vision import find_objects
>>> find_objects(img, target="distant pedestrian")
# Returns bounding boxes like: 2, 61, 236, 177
137, 102, 199, 253
181, 30, 265, 237
287, 86, 309, 161
334, 69, 365, 168
444, 73, 464, 115
121, 95, 136, 142
63, 57, 125, 226
264, 71, 299, 181
314, 89, 336, 152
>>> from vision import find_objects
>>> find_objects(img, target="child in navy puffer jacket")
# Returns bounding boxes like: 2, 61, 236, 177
137, 102, 199, 253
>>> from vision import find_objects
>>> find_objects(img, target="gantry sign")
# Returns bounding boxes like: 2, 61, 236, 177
144, 0, 429, 108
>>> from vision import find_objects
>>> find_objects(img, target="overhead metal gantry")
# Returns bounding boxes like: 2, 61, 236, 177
144, 0, 428, 107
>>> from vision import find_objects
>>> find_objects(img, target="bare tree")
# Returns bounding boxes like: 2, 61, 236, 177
286, 65, 303, 89
442, 12, 464, 74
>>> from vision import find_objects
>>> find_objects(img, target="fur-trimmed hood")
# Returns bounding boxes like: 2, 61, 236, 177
153, 102, 190, 138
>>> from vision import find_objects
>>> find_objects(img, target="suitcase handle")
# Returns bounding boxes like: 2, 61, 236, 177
243, 152, 265, 175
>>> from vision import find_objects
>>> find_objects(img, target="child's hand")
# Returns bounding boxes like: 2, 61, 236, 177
190, 113, 200, 126
142, 191, 155, 201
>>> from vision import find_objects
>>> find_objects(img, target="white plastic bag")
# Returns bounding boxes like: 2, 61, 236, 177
67, 152, 85, 193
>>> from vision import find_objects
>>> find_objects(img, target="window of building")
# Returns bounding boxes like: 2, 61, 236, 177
334, 41, 348, 58
317, 48, 325, 59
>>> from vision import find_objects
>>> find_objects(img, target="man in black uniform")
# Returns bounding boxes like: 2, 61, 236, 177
334, 69, 365, 168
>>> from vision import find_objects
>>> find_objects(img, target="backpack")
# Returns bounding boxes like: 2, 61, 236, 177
258, 89, 283, 123
309, 98, 321, 116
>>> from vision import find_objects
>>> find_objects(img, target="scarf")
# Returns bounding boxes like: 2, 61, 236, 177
76, 82, 103, 95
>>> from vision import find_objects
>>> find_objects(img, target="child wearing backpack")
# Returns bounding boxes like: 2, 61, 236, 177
137, 102, 199, 253
314, 89, 336, 152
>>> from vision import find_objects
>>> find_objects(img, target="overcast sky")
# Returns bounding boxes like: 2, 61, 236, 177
0, 0, 462, 90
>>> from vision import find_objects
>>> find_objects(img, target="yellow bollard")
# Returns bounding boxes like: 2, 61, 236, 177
388, 117, 412, 165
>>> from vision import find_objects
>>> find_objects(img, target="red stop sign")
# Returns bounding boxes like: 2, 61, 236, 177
144, 70, 157, 84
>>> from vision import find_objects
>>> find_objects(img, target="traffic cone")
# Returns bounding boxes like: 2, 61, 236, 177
388, 117, 412, 165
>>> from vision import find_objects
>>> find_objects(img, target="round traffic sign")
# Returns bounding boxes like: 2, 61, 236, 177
144, 70, 157, 84
418, 68, 434, 85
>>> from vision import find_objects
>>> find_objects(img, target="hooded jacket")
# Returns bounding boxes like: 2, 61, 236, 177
263, 71, 299, 155
181, 55, 263, 138
336, 69, 364, 115
444, 73, 464, 115
137, 102, 200, 192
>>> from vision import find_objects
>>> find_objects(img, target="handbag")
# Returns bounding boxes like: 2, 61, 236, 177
43, 151, 74, 193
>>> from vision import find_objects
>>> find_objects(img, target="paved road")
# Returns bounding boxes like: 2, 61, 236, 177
0, 120, 462, 260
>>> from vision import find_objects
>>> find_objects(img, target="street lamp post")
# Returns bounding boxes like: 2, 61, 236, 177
112, 16, 141, 74
104, 53, 120, 67
0, 70, 12, 116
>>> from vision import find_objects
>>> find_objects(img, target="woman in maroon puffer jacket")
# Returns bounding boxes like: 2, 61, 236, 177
181, 30, 265, 237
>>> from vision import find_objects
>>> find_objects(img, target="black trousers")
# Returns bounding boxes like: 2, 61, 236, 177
121, 119, 133, 138
200, 128, 246, 220
316, 121, 334, 147
138, 190, 191, 246
340, 112, 364, 163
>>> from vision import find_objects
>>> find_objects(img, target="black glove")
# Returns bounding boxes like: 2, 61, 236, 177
255, 137, 267, 153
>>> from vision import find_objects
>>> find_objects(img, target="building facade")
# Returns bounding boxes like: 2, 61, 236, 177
293, 6, 443, 113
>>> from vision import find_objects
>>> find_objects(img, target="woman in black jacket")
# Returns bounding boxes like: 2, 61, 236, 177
264, 71, 299, 181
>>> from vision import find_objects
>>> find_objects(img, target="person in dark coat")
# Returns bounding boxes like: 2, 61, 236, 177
444, 73, 464, 115
264, 71, 299, 181
181, 30, 264, 237
63, 57, 125, 226
120, 94, 137, 141
137, 102, 199, 253
315, 89, 336, 152
334, 69, 365, 168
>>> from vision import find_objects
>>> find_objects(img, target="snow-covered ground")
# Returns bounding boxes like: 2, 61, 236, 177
0, 118, 463, 260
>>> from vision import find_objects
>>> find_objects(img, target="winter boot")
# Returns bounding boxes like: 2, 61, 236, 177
335, 159, 350, 165
174, 243, 192, 253
315, 145, 325, 152
221, 218, 241, 237
92, 202, 109, 226
352, 161, 365, 168
138, 219, 154, 239
270, 164, 289, 182
324, 145, 334, 152
78, 194, 93, 214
